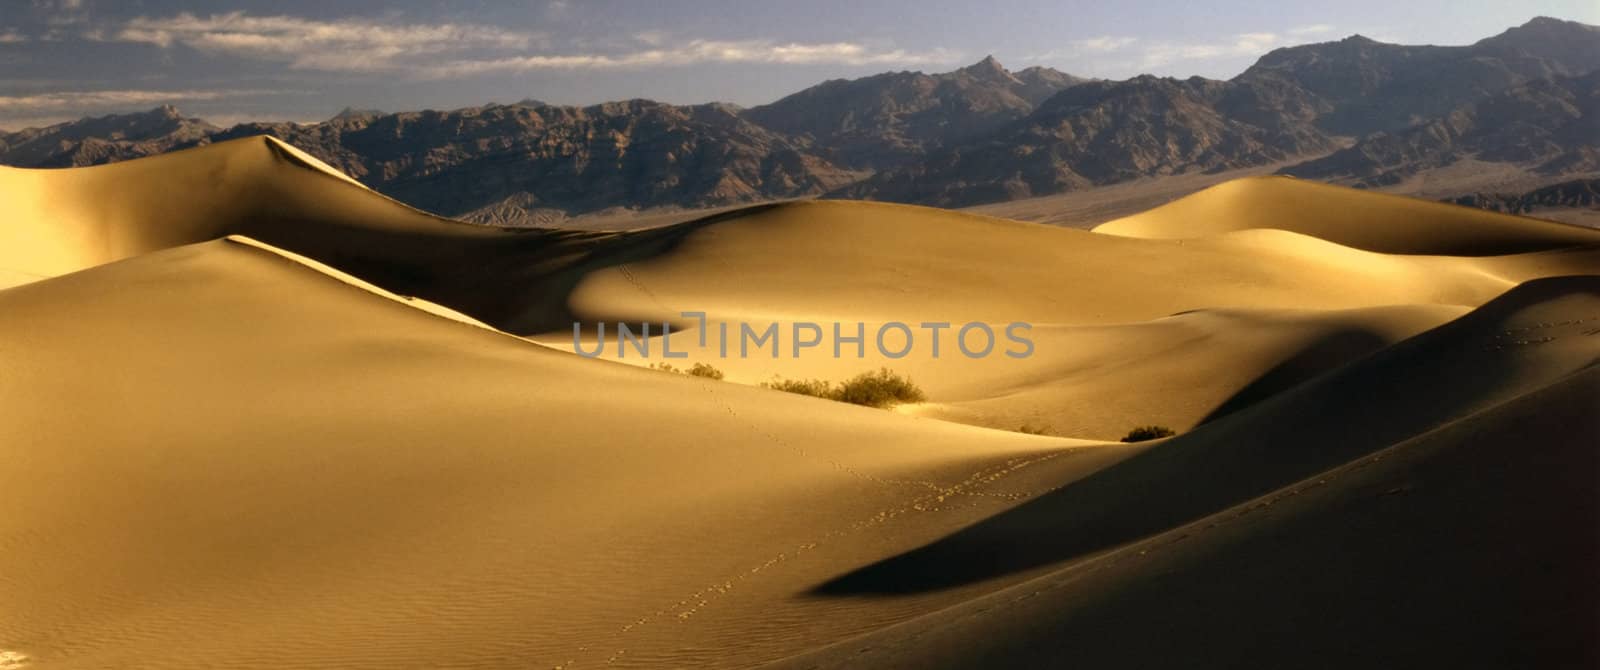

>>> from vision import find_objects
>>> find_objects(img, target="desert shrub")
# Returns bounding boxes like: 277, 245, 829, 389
763, 368, 924, 408
832, 368, 926, 408
687, 362, 725, 380
762, 377, 834, 399
652, 361, 725, 380
1018, 424, 1050, 435
1121, 425, 1176, 442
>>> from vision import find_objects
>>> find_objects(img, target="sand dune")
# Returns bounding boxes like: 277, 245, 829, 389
771, 279, 1600, 668
0, 236, 1139, 668
1, 136, 1596, 668
0, 136, 519, 289
1095, 175, 1600, 255
536, 201, 1592, 435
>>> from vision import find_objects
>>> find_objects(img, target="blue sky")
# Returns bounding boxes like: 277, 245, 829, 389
1, 0, 1596, 129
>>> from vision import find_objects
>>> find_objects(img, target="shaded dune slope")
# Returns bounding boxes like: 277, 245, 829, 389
772, 278, 1600, 669
804, 276, 1600, 594
2, 137, 1597, 668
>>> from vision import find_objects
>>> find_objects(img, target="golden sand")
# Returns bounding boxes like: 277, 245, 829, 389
1, 138, 1595, 668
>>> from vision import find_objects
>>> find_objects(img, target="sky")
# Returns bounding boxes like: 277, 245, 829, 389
1, 0, 1596, 130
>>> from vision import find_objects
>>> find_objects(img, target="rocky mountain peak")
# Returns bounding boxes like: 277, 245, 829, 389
957, 55, 1015, 82
331, 107, 383, 121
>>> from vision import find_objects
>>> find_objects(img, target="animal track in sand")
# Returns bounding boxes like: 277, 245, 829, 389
565, 381, 1074, 667
1483, 314, 1598, 350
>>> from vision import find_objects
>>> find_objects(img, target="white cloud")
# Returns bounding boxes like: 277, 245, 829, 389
1138, 31, 1300, 70
1021, 36, 1137, 67
0, 88, 276, 112
113, 12, 541, 72
1288, 24, 1336, 36
0, 30, 29, 44
633, 30, 669, 47
422, 40, 961, 78
1028, 25, 1345, 75
1233, 32, 1280, 53
1074, 36, 1138, 53
105, 12, 954, 78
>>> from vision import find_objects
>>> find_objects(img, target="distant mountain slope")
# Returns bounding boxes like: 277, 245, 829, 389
837, 75, 1338, 207
1443, 178, 1600, 214
744, 56, 1086, 169
0, 105, 216, 167
1282, 70, 1600, 186
1236, 16, 1600, 134
845, 17, 1598, 208
201, 100, 856, 217
1, 18, 1595, 219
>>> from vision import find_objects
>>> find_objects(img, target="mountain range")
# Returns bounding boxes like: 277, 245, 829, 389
2, 16, 1595, 222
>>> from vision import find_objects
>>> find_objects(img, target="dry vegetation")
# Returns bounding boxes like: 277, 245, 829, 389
762, 367, 925, 408
651, 361, 726, 380
1121, 425, 1177, 442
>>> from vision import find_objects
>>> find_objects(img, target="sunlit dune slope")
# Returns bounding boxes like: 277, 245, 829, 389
539, 199, 1592, 436
0, 137, 514, 285
537, 304, 1468, 440
6, 139, 1596, 334
0, 236, 1136, 669
1093, 175, 1600, 255
6, 139, 1597, 441
2, 135, 1597, 670
771, 276, 1600, 669
557, 200, 1598, 332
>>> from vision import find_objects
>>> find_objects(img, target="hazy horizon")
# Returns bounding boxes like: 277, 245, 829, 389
1, 0, 1597, 130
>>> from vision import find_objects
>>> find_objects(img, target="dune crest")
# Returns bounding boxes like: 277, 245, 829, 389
1094, 175, 1600, 255
1, 138, 1596, 668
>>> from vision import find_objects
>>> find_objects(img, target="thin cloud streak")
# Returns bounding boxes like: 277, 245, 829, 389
112, 12, 540, 72
422, 40, 962, 78
1289, 24, 1337, 35
103, 12, 956, 77
0, 88, 282, 112
1075, 36, 1138, 52
1025, 25, 1342, 78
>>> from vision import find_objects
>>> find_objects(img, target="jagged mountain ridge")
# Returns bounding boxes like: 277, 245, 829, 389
1, 17, 1596, 219
743, 55, 1088, 169
1283, 70, 1600, 186
835, 75, 1342, 207
202, 99, 859, 217
1237, 17, 1600, 134
0, 104, 218, 168
843, 16, 1600, 207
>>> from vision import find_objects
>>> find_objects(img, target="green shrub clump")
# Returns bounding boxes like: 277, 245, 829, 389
763, 367, 925, 408
1121, 425, 1176, 442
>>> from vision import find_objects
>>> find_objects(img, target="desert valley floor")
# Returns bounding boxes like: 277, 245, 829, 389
0, 136, 1596, 668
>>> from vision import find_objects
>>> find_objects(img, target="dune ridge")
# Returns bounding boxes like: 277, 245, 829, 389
1, 136, 1596, 668
773, 352, 1598, 668
1094, 175, 1600, 255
